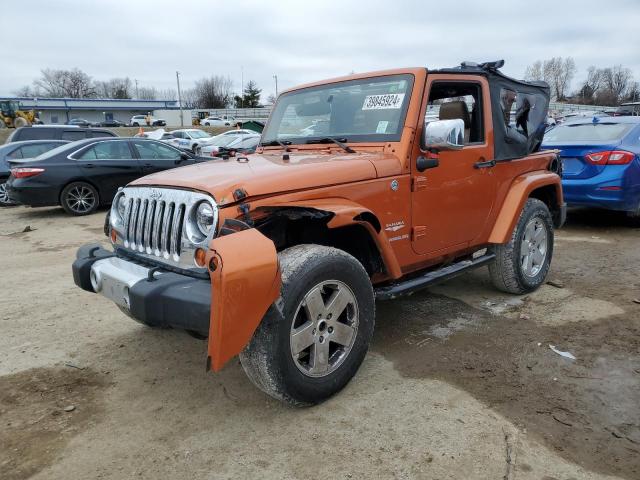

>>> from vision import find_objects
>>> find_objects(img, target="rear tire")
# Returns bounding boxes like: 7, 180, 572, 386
61, 182, 99, 216
489, 198, 554, 294
240, 245, 375, 406
0, 180, 17, 206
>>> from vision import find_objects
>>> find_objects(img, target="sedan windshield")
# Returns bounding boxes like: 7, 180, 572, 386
189, 130, 211, 139
544, 122, 635, 143
262, 74, 414, 145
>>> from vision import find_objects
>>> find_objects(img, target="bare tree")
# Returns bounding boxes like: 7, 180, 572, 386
193, 76, 233, 108
602, 65, 633, 103
34, 68, 96, 98
524, 61, 543, 81
138, 86, 158, 100
13, 85, 40, 97
540, 57, 575, 100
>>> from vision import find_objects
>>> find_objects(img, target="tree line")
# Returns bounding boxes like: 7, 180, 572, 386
524, 57, 639, 106
13, 68, 265, 109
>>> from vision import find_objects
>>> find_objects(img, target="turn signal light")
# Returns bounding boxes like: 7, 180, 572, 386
11, 167, 45, 178
194, 248, 207, 267
585, 150, 635, 165
110, 228, 117, 243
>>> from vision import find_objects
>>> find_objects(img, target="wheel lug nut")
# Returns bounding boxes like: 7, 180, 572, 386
328, 326, 333, 333
327, 313, 332, 319
312, 328, 316, 334
319, 336, 324, 343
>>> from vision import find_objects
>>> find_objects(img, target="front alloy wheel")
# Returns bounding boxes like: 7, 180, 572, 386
240, 245, 375, 406
290, 280, 359, 377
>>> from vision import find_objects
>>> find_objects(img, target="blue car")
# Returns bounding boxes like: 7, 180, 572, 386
542, 116, 640, 217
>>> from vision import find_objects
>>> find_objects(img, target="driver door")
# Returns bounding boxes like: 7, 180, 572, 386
410, 75, 497, 255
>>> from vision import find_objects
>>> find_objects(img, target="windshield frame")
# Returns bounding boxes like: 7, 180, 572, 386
262, 73, 415, 145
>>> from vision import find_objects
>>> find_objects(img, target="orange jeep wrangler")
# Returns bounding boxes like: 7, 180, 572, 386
73, 60, 565, 405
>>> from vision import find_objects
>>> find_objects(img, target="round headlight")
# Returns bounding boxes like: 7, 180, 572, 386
195, 201, 215, 236
116, 195, 127, 218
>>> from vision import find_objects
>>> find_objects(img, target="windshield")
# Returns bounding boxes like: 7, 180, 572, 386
189, 130, 210, 139
544, 122, 635, 143
262, 74, 414, 145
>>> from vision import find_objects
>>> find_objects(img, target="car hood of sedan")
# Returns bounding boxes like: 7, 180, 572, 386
130, 151, 401, 206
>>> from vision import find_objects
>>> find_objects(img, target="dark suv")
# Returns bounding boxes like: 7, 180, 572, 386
6, 126, 117, 144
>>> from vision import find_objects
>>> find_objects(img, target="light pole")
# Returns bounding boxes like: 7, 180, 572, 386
240, 66, 244, 109
135, 79, 139, 99
176, 71, 184, 127
273, 74, 278, 98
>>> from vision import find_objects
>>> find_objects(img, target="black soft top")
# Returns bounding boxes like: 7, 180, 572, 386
433, 60, 551, 160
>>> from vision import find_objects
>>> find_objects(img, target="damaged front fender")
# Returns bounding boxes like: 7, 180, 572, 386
206, 229, 281, 371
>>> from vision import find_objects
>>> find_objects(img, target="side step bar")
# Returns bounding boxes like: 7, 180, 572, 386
374, 253, 496, 301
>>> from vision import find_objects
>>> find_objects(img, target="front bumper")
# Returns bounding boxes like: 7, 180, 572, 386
72, 244, 210, 335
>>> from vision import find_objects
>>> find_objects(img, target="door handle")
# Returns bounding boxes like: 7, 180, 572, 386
474, 159, 496, 169
84, 163, 95, 169
416, 156, 439, 172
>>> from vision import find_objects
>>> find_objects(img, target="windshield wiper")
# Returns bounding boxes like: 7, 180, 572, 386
305, 137, 355, 153
260, 139, 291, 151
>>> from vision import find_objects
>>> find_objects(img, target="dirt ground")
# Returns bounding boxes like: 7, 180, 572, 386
0, 205, 638, 480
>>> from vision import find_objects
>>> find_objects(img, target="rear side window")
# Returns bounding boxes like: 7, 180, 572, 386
544, 123, 635, 143
79, 141, 134, 160
62, 130, 87, 141
15, 128, 57, 141
90, 130, 115, 138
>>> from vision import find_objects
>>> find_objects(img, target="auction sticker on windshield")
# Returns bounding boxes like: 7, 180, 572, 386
362, 93, 405, 110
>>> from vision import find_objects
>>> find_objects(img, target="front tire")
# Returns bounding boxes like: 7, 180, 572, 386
489, 198, 554, 294
240, 245, 375, 406
61, 182, 99, 216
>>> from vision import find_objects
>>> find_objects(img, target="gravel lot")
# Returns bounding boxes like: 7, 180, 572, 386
0, 205, 638, 480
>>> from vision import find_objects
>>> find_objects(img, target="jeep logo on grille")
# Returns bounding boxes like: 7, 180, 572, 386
149, 189, 163, 199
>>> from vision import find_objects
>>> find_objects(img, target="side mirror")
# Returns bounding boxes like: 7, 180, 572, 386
423, 119, 465, 151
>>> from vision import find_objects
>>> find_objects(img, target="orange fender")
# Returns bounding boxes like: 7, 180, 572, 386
488, 171, 563, 244
263, 197, 402, 279
206, 229, 281, 371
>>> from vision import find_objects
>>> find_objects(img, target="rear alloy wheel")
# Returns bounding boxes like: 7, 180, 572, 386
0, 180, 17, 206
61, 182, 99, 216
240, 245, 375, 406
489, 198, 554, 294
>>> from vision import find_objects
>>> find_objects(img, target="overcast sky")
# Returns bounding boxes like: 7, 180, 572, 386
3, 0, 640, 99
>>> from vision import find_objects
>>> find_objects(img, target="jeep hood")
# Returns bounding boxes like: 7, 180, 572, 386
130, 151, 400, 205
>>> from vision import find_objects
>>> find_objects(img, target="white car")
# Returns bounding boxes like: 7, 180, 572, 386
200, 133, 260, 156
167, 129, 213, 153
201, 115, 238, 127
130, 114, 166, 127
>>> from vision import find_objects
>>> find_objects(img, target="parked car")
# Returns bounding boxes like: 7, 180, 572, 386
66, 118, 93, 127
6, 125, 117, 144
542, 116, 640, 217
200, 132, 260, 156
99, 119, 126, 127
201, 115, 238, 127
167, 129, 213, 153
6, 138, 210, 215
0, 140, 69, 206
73, 61, 565, 405
613, 102, 640, 117
130, 115, 166, 127
208, 135, 261, 158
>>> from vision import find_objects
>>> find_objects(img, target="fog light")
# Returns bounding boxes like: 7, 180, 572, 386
194, 248, 207, 267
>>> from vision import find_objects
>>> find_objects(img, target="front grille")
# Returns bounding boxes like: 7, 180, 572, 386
110, 186, 218, 270
123, 198, 186, 259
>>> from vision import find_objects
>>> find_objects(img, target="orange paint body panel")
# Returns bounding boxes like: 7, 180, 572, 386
207, 229, 281, 371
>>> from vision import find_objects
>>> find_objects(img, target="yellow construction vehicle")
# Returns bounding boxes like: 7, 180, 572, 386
0, 100, 39, 128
